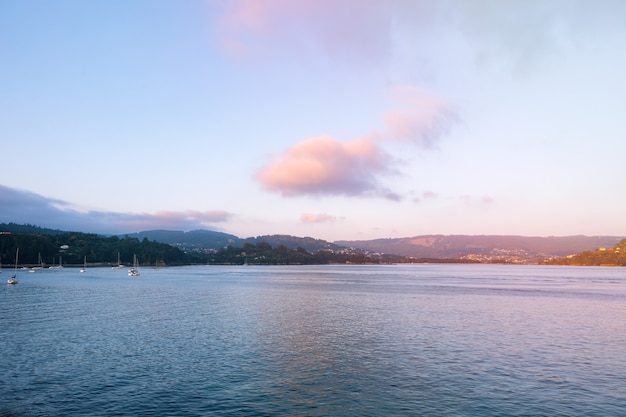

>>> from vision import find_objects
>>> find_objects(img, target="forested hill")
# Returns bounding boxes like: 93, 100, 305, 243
123, 230, 344, 253
242, 235, 343, 253
123, 229, 240, 250
541, 239, 626, 266
0, 228, 190, 267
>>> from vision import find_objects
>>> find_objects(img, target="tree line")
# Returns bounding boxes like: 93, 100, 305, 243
207, 242, 383, 265
0, 232, 190, 267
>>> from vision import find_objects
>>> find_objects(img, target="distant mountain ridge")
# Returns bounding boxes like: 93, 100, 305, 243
0, 222, 66, 235
122, 229, 240, 250
125, 230, 624, 263
4, 223, 624, 263
336, 235, 625, 262
242, 235, 342, 253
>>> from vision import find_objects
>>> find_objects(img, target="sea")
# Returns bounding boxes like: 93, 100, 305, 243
1, 264, 625, 416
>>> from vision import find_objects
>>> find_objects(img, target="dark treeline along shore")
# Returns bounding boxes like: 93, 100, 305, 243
0, 224, 188, 267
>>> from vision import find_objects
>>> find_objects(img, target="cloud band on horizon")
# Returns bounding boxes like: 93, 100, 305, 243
0, 185, 232, 234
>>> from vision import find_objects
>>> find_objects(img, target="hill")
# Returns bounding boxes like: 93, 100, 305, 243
0, 229, 192, 266
0, 222, 66, 235
122, 229, 240, 251
122, 230, 345, 253
335, 235, 625, 263
541, 239, 626, 266
242, 235, 343, 253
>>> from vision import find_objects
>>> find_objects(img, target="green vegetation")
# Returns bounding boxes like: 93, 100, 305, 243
0, 230, 190, 267
207, 242, 383, 265
541, 239, 626, 266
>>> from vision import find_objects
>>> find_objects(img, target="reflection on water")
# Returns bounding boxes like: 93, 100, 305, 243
1, 264, 625, 416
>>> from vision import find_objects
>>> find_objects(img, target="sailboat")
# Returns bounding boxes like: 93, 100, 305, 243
80, 256, 86, 273
30, 253, 43, 272
49, 255, 63, 269
128, 254, 140, 277
112, 252, 124, 269
7, 248, 19, 284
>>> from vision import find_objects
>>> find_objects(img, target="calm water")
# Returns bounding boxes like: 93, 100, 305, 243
1, 264, 625, 416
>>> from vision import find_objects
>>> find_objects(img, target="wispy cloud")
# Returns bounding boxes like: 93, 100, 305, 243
300, 213, 341, 224
216, 0, 394, 66
215, 0, 608, 72
460, 194, 496, 208
0, 185, 232, 233
412, 190, 439, 203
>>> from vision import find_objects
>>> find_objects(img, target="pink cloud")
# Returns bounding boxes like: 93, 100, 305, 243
256, 135, 396, 198
300, 213, 339, 224
460, 194, 495, 207
481, 196, 495, 205
254, 86, 458, 200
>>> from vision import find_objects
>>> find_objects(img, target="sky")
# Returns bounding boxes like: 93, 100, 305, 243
1, 0, 626, 241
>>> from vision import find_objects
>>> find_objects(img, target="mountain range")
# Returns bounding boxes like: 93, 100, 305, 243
2, 223, 623, 263
125, 229, 623, 263
336, 235, 624, 262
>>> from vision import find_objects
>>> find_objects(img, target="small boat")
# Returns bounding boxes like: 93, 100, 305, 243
80, 256, 86, 273
128, 254, 140, 277
49, 255, 63, 269
7, 248, 19, 284
30, 253, 44, 271
112, 252, 124, 269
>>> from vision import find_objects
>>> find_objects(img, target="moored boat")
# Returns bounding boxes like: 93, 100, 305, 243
7, 248, 19, 284
128, 254, 140, 277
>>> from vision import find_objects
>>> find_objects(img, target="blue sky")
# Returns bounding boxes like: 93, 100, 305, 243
1, 0, 625, 241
